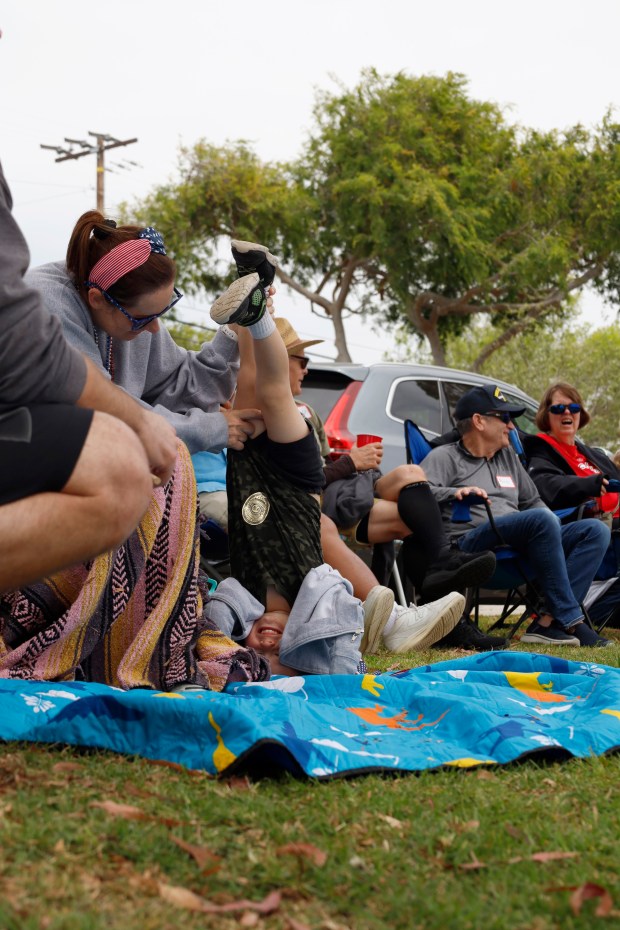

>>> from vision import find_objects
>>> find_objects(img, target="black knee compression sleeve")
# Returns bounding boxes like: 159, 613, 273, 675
397, 481, 449, 590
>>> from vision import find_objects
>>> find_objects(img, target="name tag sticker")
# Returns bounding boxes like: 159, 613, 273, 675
496, 475, 516, 489
297, 404, 311, 419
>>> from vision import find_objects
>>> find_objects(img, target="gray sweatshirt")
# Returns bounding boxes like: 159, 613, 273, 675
0, 163, 86, 407
25, 261, 240, 453
203, 565, 363, 675
420, 440, 546, 537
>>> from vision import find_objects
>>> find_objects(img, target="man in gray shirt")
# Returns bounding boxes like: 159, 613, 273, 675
0, 160, 177, 592
420, 384, 612, 648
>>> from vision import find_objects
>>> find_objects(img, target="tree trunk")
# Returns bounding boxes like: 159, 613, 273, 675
331, 305, 352, 362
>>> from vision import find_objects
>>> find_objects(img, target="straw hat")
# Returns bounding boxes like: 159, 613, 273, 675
275, 317, 323, 355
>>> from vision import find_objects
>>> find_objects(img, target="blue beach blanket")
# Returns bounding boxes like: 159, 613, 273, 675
2, 651, 620, 778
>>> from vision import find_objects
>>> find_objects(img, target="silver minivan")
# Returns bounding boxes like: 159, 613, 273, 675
300, 362, 539, 474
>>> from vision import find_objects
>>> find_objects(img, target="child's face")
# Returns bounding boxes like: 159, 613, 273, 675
244, 610, 296, 676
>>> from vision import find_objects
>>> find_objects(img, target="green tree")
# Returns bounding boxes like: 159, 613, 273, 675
299, 70, 620, 365
125, 72, 620, 365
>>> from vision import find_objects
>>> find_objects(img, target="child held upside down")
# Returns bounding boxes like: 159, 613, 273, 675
202, 242, 463, 675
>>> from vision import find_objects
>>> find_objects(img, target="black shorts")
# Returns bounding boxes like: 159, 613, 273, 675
226, 428, 324, 606
253, 428, 326, 494
0, 404, 94, 506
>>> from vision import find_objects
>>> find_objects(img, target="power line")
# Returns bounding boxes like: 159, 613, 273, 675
40, 131, 138, 212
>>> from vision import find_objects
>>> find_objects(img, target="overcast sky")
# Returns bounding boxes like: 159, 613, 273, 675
2, 0, 619, 362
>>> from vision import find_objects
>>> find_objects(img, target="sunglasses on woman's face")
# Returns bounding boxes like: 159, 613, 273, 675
289, 354, 309, 370
549, 403, 581, 415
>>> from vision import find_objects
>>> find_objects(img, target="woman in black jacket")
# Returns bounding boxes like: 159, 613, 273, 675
524, 382, 620, 513
524, 382, 620, 627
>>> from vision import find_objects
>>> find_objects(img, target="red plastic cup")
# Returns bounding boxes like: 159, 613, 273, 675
357, 434, 382, 446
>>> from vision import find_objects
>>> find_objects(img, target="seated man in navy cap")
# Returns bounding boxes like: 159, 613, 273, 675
419, 384, 613, 648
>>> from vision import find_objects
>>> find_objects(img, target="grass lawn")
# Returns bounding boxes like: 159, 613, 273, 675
1, 625, 620, 930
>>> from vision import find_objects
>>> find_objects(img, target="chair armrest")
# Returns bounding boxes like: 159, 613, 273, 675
451, 493, 486, 523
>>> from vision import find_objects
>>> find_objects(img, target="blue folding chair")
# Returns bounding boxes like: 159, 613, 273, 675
404, 418, 543, 638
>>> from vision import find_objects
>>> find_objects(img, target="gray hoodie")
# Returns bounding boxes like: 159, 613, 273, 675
203, 565, 364, 675
25, 260, 240, 453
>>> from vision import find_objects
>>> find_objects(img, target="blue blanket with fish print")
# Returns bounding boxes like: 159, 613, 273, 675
1, 651, 619, 778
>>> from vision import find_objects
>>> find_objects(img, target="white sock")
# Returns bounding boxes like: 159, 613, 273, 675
247, 312, 276, 340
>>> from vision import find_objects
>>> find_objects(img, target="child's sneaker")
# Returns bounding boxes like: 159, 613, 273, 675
231, 240, 279, 289
210, 273, 267, 327
361, 585, 395, 654
383, 592, 465, 653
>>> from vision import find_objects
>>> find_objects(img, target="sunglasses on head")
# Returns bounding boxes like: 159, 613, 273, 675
289, 354, 309, 370
480, 411, 513, 424
549, 403, 581, 415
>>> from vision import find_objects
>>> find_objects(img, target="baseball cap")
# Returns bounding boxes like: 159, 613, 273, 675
454, 384, 526, 420
275, 317, 323, 355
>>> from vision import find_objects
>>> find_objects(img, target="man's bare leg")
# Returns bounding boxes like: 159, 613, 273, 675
0, 411, 154, 592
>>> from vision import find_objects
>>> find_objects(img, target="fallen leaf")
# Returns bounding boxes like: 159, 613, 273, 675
570, 883, 613, 917
170, 835, 221, 872
145, 758, 206, 777
159, 883, 206, 912
225, 775, 252, 790
91, 800, 147, 821
376, 813, 406, 829
460, 854, 487, 871
52, 762, 82, 774
53, 839, 66, 854
508, 851, 578, 865
158, 883, 281, 915
90, 799, 181, 827
476, 770, 496, 781
286, 919, 312, 930
276, 843, 327, 867
531, 851, 579, 864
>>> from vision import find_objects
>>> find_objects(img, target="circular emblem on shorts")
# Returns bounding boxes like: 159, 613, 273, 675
242, 492, 270, 525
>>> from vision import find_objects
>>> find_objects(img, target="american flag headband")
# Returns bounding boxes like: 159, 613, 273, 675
87, 227, 167, 292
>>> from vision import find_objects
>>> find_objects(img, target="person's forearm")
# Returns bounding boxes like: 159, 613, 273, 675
76, 357, 146, 431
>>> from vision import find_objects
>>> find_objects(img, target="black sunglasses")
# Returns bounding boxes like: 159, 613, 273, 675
480, 411, 513, 424
289, 354, 309, 370
549, 403, 582, 415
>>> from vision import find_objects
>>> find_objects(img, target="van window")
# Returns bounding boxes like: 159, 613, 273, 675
442, 381, 538, 433
389, 379, 442, 432
503, 391, 538, 434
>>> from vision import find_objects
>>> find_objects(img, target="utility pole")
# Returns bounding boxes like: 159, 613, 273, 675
41, 131, 138, 212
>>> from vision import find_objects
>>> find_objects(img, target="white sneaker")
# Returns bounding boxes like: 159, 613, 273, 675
361, 585, 395, 653
382, 592, 465, 653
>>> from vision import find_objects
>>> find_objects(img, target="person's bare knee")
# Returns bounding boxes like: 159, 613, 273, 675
375, 464, 426, 501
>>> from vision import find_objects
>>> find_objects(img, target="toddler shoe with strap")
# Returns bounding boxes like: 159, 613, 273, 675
231, 239, 279, 289
210, 273, 267, 327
